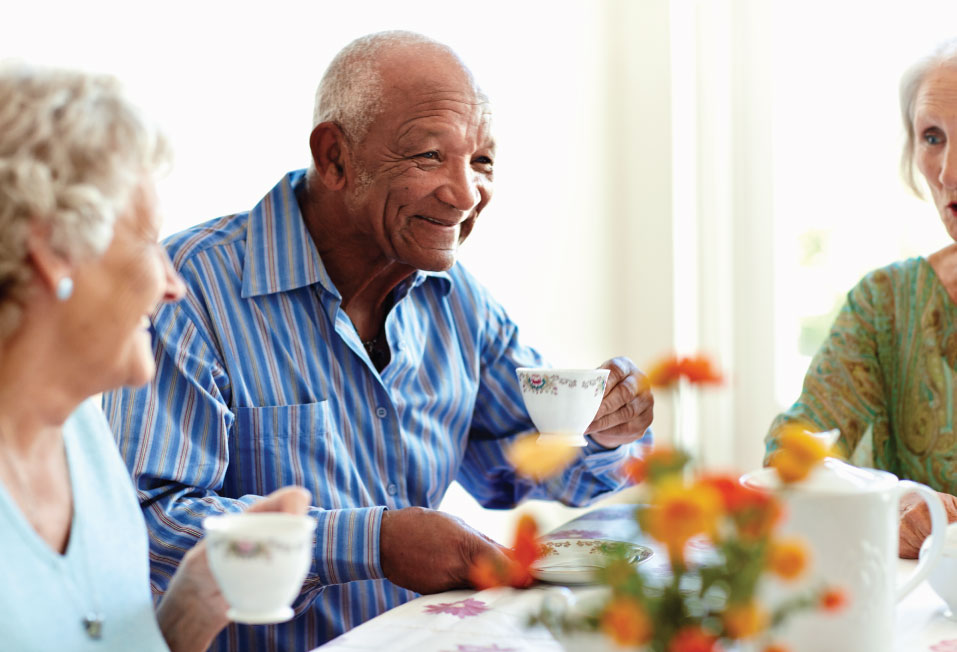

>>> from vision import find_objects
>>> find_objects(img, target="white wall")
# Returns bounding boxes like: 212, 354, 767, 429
7, 0, 956, 543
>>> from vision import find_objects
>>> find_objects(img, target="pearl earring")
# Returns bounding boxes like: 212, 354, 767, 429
55, 277, 73, 301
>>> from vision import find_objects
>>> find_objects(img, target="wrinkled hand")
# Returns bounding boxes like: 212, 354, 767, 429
157, 487, 312, 652
585, 356, 654, 449
380, 506, 512, 594
898, 489, 957, 559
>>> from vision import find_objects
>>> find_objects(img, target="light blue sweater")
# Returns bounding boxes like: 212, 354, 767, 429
0, 398, 169, 651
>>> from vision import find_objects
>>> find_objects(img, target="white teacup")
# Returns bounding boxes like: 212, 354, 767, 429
516, 367, 610, 446
920, 522, 957, 620
203, 512, 317, 624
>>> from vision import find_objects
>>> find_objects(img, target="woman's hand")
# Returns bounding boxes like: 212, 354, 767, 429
156, 487, 311, 652
898, 489, 957, 558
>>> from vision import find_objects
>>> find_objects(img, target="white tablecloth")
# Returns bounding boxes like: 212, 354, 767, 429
313, 507, 957, 652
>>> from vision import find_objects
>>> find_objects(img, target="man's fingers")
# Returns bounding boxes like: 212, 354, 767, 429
592, 372, 642, 421
588, 392, 653, 434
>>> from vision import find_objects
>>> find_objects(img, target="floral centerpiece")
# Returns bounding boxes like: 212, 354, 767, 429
491, 354, 845, 652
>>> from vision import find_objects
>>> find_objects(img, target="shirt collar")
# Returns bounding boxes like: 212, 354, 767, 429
242, 170, 453, 299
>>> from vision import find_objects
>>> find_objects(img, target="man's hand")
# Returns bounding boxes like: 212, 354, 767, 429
380, 507, 512, 594
899, 489, 957, 558
585, 356, 654, 449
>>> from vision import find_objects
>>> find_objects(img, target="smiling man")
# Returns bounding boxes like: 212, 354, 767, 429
105, 31, 654, 652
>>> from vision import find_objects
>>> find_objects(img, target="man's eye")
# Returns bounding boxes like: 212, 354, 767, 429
474, 156, 494, 166
923, 130, 945, 146
416, 151, 439, 160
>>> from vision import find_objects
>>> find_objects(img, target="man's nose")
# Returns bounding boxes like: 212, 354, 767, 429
436, 161, 481, 211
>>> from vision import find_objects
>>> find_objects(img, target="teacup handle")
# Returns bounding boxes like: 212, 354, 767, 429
896, 480, 946, 601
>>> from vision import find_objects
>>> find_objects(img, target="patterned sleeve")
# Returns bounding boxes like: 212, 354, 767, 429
104, 267, 385, 605
456, 282, 644, 508
765, 272, 891, 465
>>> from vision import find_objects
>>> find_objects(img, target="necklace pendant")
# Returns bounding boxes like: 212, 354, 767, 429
83, 613, 104, 640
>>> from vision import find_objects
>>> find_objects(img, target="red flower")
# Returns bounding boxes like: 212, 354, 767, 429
669, 625, 722, 652
621, 447, 689, 485
762, 644, 792, 652
676, 354, 724, 385
698, 473, 781, 540
468, 514, 542, 589
820, 587, 848, 612
645, 353, 724, 389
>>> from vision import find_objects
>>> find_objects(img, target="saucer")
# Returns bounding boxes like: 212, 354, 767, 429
531, 538, 653, 585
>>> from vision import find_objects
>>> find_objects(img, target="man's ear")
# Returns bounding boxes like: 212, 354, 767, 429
26, 223, 72, 296
309, 122, 352, 191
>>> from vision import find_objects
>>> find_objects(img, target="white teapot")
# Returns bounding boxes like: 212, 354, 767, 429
741, 457, 946, 652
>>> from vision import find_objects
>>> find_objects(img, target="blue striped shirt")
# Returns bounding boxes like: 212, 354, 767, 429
104, 170, 640, 652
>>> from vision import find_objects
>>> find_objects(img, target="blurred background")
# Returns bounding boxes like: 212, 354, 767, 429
5, 0, 956, 541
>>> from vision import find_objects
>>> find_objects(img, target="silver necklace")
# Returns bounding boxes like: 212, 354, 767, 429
0, 432, 104, 640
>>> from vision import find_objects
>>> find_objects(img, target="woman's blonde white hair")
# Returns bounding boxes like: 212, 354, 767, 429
900, 37, 957, 196
0, 63, 168, 337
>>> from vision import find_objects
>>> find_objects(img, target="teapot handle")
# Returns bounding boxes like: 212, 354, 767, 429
896, 480, 946, 601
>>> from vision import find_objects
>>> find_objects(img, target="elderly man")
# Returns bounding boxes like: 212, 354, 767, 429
106, 31, 653, 651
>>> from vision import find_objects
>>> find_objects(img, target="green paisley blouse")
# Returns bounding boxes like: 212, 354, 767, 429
766, 257, 957, 493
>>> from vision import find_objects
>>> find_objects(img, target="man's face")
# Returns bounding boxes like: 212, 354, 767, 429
345, 54, 495, 272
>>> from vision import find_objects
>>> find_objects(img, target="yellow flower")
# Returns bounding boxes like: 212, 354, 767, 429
506, 434, 579, 480
722, 601, 769, 640
600, 596, 653, 647
769, 423, 828, 484
640, 478, 723, 562
768, 537, 809, 581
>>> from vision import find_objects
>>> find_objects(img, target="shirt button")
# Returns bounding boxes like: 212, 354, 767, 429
387, 483, 398, 496
375, 406, 388, 418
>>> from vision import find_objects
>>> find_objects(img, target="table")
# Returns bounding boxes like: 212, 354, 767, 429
314, 507, 957, 652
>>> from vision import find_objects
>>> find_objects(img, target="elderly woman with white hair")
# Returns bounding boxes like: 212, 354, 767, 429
766, 37, 957, 558
0, 64, 309, 651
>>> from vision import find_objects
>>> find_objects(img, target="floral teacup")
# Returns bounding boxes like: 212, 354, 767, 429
203, 512, 317, 624
516, 368, 610, 446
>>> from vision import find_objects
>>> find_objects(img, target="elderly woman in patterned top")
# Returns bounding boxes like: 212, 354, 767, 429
766, 37, 957, 558
0, 64, 310, 651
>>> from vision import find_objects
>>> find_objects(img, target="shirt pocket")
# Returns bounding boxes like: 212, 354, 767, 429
231, 401, 332, 496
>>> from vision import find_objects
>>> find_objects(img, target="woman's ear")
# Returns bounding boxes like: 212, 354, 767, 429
25, 223, 72, 299
309, 122, 353, 191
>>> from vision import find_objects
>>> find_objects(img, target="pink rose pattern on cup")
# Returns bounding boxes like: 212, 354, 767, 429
519, 373, 606, 398
212, 538, 307, 561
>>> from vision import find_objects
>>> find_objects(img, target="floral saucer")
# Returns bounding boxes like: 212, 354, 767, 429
531, 538, 653, 585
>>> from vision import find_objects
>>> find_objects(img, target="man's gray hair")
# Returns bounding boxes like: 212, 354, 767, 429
0, 63, 169, 338
313, 30, 472, 143
900, 37, 957, 197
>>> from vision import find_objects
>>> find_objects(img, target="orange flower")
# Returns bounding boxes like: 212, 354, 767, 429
669, 625, 721, 652
640, 478, 723, 562
820, 587, 848, 612
762, 645, 791, 652
676, 354, 724, 385
768, 537, 809, 581
646, 354, 683, 388
621, 446, 688, 485
645, 352, 724, 389
508, 514, 539, 585
722, 601, 769, 640
506, 434, 579, 481
768, 423, 829, 484
468, 555, 505, 589
600, 596, 653, 647
468, 514, 542, 589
